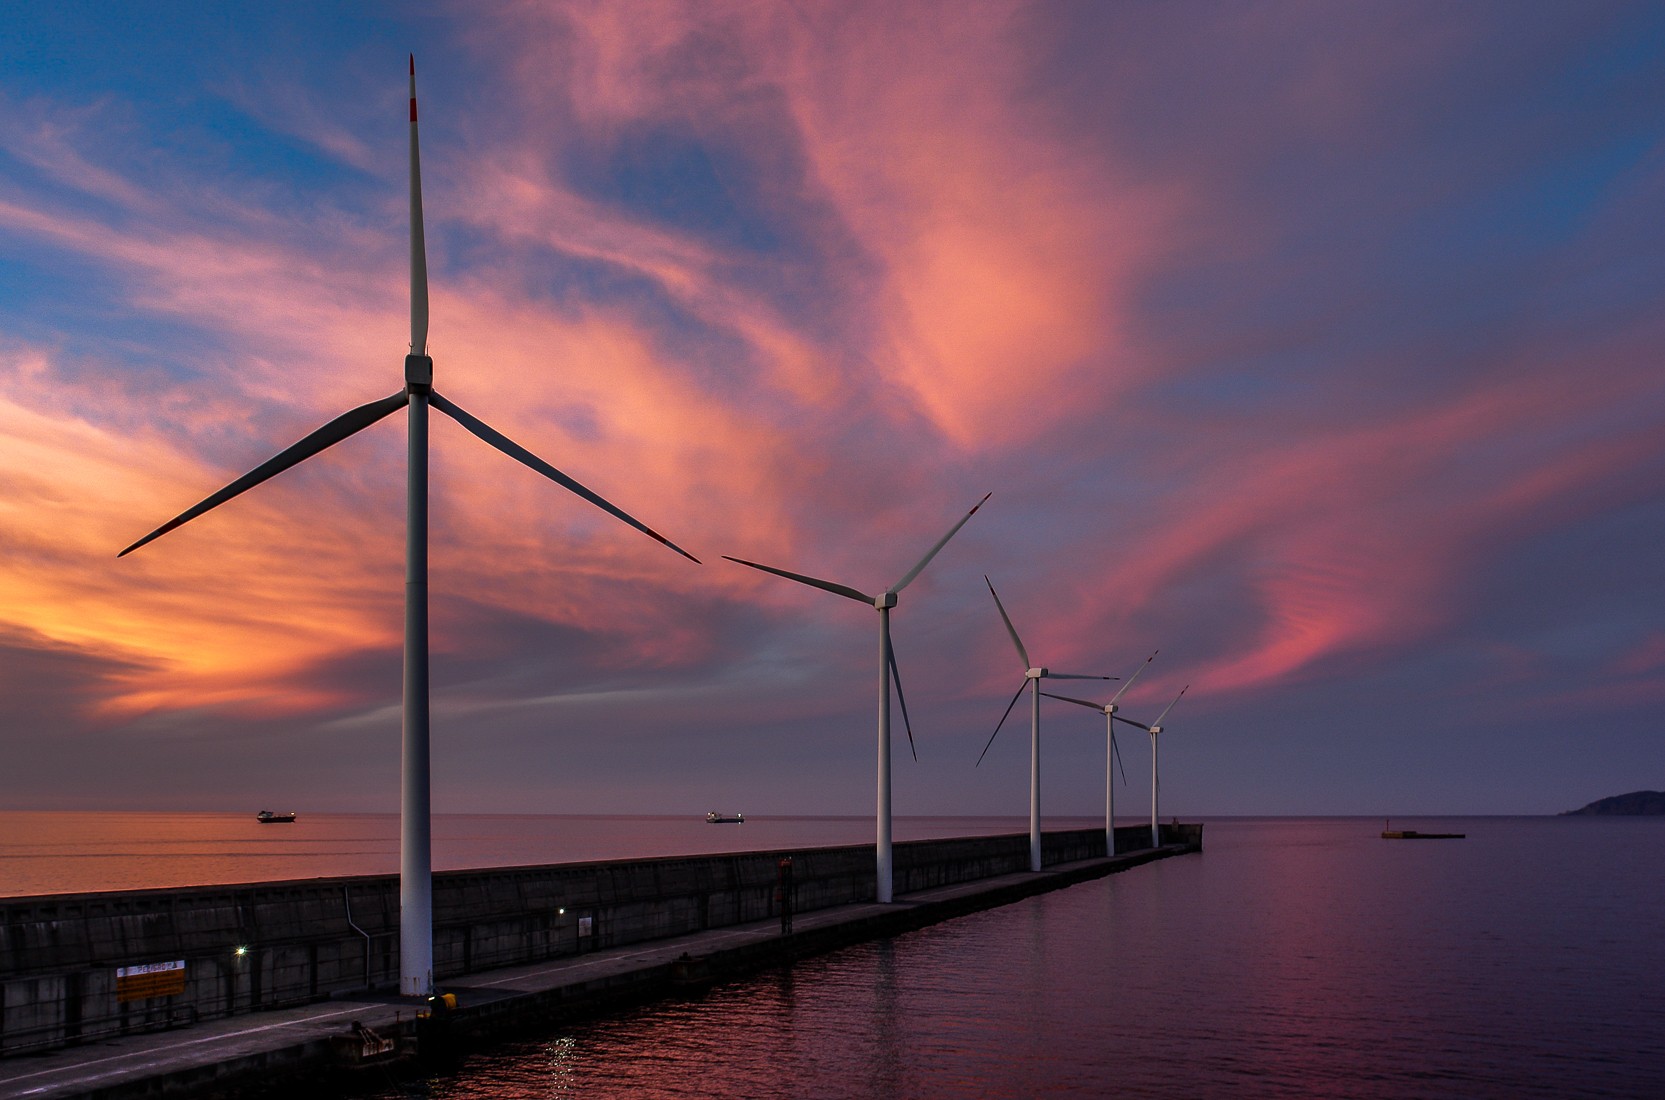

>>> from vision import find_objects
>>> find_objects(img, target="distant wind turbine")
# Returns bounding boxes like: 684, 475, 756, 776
119, 58, 697, 997
1113, 686, 1189, 848
1042, 649, 1158, 856
976, 578, 1112, 872
724, 493, 990, 903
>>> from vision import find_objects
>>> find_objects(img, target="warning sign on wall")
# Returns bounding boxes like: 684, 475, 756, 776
116, 959, 186, 1002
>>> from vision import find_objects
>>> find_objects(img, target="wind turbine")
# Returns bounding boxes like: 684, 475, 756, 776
1041, 650, 1158, 856
118, 58, 698, 997
975, 578, 1112, 872
1113, 686, 1189, 848
723, 492, 990, 903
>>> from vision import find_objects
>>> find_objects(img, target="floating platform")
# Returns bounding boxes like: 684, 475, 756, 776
1381, 829, 1465, 839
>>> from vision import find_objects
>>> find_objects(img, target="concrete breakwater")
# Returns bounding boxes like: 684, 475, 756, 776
0, 824, 1200, 1061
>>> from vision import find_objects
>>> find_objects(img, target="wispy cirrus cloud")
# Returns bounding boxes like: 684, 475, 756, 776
0, 1, 1660, 812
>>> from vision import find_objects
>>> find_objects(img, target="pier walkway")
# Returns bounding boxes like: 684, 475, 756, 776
0, 842, 1196, 1099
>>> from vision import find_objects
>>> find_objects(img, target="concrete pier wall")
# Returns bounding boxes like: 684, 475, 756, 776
0, 824, 1201, 1056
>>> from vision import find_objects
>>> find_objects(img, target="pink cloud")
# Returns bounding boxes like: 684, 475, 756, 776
1036, 334, 1665, 700
0, 93, 801, 712
1, 1, 1660, 758
472, 1, 1184, 448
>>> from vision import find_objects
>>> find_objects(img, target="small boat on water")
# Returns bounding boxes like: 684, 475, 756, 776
1381, 819, 1462, 839
257, 810, 297, 824
706, 811, 744, 824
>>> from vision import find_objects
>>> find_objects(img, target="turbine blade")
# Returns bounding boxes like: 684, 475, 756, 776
1112, 732, 1128, 785
887, 626, 917, 762
976, 678, 1029, 766
721, 556, 873, 604
887, 491, 991, 596
1108, 650, 1157, 706
1040, 690, 1104, 712
118, 391, 409, 557
431, 391, 700, 563
1153, 684, 1190, 728
984, 576, 1029, 669
1112, 713, 1151, 732
409, 55, 428, 357
1048, 673, 1115, 681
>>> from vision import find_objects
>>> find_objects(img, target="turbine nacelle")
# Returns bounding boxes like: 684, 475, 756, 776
721, 493, 990, 902
405, 354, 433, 392
1150, 684, 1190, 734
1146, 684, 1188, 851
118, 57, 699, 998
1040, 652, 1156, 719
976, 577, 1115, 772
722, 492, 990, 772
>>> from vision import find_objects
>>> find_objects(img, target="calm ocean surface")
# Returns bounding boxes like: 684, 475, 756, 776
4, 814, 1661, 1096
0, 811, 1059, 897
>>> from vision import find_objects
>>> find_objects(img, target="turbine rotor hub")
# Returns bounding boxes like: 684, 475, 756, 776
405, 354, 434, 394
1026, 667, 1047, 679
874, 592, 897, 610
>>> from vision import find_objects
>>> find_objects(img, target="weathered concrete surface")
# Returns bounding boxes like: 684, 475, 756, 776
0, 826, 1201, 1099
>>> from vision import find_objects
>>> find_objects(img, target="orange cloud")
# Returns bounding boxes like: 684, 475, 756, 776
3, 2, 1660, 748
0, 346, 402, 717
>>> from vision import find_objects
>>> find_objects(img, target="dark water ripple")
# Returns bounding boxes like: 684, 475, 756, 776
364, 818, 1665, 1099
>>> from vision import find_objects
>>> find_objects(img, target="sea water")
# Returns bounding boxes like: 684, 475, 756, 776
3, 814, 1659, 1096
0, 811, 1058, 897
356, 816, 1664, 1099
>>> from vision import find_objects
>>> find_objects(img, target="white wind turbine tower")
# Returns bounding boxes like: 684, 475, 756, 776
1116, 686, 1189, 848
723, 493, 990, 903
976, 578, 1112, 872
1041, 650, 1158, 855
119, 58, 698, 997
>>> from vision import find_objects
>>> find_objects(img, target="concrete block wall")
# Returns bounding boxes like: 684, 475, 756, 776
1162, 823, 1204, 848
0, 826, 1167, 1056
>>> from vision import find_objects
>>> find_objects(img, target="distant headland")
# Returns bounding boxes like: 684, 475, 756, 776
1561, 790, 1665, 816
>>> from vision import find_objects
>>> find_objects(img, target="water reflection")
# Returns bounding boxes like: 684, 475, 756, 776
866, 941, 901, 1099
354, 819, 1665, 1098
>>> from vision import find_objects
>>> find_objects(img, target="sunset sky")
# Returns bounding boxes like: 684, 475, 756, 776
1, 2, 1661, 817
